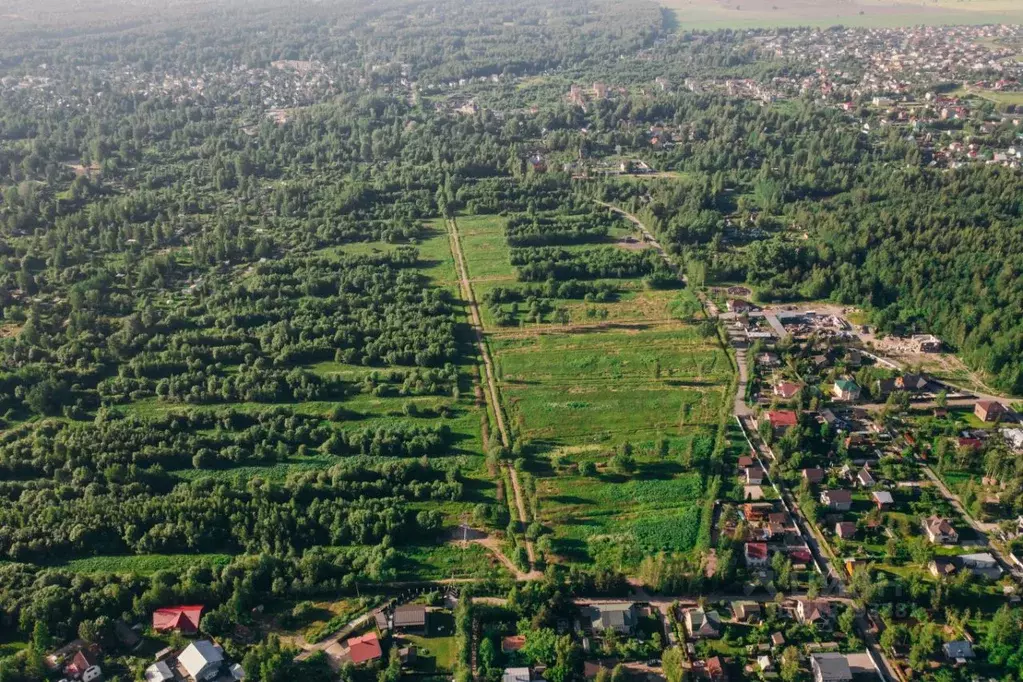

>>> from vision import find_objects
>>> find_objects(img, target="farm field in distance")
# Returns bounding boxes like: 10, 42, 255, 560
663, 0, 1023, 29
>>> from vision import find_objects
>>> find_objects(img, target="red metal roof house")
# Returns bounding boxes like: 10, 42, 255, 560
346, 632, 383, 665
153, 606, 204, 634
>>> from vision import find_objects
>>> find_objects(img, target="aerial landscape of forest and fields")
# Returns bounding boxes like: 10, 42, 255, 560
9, 0, 1023, 682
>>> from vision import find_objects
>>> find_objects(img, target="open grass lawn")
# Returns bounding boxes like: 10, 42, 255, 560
662, 0, 1023, 30
271, 597, 363, 644
396, 611, 458, 672
476, 280, 685, 330
394, 543, 512, 581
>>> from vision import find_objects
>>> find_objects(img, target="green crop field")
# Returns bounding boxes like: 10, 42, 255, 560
663, 0, 1023, 30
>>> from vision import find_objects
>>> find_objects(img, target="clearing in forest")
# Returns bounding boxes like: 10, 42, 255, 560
450, 197, 735, 570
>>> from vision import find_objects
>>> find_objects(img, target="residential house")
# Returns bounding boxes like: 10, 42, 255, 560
811, 654, 852, 682
774, 382, 802, 400
758, 352, 781, 367
833, 379, 861, 401
373, 609, 389, 632
958, 553, 1003, 579
789, 547, 812, 565
145, 662, 174, 682
877, 374, 929, 396
745, 542, 769, 567
914, 335, 943, 353
685, 608, 722, 639
733, 602, 762, 623
899, 374, 930, 392
504, 668, 532, 682
745, 466, 766, 485
399, 646, 417, 665
958, 437, 983, 451
943, 641, 975, 662
855, 468, 876, 488
70, 649, 99, 676
738, 455, 756, 469
393, 604, 428, 633
929, 557, 958, 578
845, 349, 862, 368
872, 491, 894, 510
802, 468, 825, 485
820, 490, 853, 512
1002, 427, 1023, 452
152, 605, 203, 634
586, 603, 637, 635
796, 599, 832, 626
835, 522, 857, 540
923, 516, 959, 544
345, 632, 383, 665
763, 410, 798, 435
819, 409, 843, 429
976, 400, 1006, 422
706, 656, 728, 682
179, 640, 224, 682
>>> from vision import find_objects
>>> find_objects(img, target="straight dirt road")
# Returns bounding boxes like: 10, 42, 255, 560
445, 216, 536, 568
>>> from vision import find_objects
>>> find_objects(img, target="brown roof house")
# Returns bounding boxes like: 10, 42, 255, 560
803, 468, 825, 485
923, 516, 959, 545
795, 599, 832, 626
733, 602, 762, 623
835, 522, 857, 540
975, 400, 1006, 422
820, 489, 853, 512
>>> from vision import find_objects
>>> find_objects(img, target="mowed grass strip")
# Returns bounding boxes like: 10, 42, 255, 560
455, 214, 517, 280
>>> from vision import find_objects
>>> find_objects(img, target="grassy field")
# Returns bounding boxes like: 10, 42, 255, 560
538, 460, 708, 568
395, 611, 458, 672
394, 543, 512, 581
455, 214, 517, 281
455, 204, 735, 569
662, 0, 1023, 30
494, 328, 730, 447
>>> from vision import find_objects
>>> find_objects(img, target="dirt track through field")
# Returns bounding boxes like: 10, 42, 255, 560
446, 216, 536, 568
